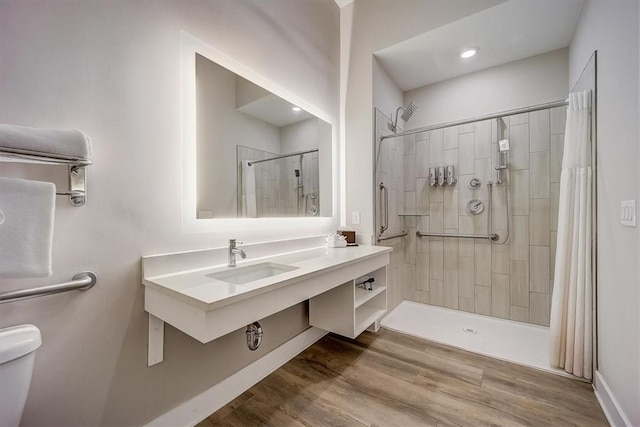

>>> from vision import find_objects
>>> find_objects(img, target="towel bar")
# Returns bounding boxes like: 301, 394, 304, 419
0, 147, 91, 206
0, 272, 97, 303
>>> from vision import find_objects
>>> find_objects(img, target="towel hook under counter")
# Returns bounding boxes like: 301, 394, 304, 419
0, 147, 92, 206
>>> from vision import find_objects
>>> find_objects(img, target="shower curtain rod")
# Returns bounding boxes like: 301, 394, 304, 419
247, 148, 318, 166
380, 99, 569, 141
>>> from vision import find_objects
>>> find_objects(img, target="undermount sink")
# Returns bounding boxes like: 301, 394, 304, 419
206, 262, 299, 285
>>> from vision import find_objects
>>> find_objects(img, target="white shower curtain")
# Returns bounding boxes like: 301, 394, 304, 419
241, 160, 257, 218
549, 90, 593, 379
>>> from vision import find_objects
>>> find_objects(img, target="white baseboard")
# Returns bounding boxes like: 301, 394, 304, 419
593, 370, 633, 427
145, 327, 327, 427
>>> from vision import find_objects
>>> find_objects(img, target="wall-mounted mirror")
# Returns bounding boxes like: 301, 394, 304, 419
192, 54, 332, 220
181, 32, 336, 232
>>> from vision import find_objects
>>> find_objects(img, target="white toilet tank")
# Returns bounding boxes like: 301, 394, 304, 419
0, 324, 42, 427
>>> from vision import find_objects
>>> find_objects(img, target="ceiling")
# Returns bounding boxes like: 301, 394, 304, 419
374, 0, 585, 91
237, 94, 314, 128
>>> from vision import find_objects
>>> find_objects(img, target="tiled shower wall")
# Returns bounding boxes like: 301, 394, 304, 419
237, 145, 320, 217
377, 106, 567, 326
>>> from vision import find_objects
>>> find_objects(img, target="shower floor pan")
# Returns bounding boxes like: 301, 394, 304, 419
381, 301, 582, 380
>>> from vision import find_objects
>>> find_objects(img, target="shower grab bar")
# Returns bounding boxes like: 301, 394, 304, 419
377, 183, 408, 242
377, 231, 408, 242
379, 182, 389, 235
0, 146, 92, 206
416, 231, 498, 241
0, 272, 97, 303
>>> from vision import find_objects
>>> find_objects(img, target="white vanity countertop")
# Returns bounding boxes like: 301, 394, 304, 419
143, 245, 391, 310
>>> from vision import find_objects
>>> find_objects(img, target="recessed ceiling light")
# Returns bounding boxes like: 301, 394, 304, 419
292, 106, 301, 112
460, 48, 478, 59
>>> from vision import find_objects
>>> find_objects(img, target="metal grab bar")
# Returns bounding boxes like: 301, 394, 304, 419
416, 231, 498, 241
379, 182, 389, 235
0, 272, 97, 303
378, 231, 408, 242
377, 183, 408, 243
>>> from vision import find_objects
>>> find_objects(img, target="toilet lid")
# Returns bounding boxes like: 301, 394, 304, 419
0, 324, 42, 364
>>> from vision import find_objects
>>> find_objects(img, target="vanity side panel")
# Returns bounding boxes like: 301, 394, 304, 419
309, 281, 356, 338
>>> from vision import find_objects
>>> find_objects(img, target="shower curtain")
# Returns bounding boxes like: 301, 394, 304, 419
549, 90, 592, 379
241, 160, 257, 218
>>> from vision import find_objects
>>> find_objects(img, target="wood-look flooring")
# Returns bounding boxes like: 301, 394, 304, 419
198, 328, 607, 426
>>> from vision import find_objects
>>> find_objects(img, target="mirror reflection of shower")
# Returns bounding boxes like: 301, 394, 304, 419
294, 166, 302, 200
296, 153, 319, 216
238, 147, 319, 217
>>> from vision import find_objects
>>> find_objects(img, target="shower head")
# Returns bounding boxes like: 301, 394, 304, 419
400, 100, 418, 122
498, 139, 510, 152
391, 100, 418, 132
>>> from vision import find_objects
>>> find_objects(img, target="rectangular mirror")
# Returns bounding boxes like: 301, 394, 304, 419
191, 48, 332, 220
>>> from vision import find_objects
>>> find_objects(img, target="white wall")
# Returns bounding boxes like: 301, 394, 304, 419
0, 1, 338, 425
568, 1, 640, 425
373, 56, 404, 123
236, 76, 272, 108
280, 118, 319, 153
404, 48, 569, 126
197, 55, 281, 217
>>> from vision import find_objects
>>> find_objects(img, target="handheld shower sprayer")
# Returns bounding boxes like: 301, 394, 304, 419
495, 140, 509, 184
391, 100, 418, 132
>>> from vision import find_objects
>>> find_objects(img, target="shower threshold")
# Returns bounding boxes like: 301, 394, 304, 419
381, 301, 584, 380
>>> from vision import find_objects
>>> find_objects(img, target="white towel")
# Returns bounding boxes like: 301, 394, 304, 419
241, 160, 257, 218
0, 177, 55, 278
0, 124, 91, 160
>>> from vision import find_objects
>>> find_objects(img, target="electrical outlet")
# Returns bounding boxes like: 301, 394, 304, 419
352, 211, 360, 225
621, 200, 636, 227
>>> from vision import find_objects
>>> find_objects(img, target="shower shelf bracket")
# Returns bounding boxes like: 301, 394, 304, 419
0, 147, 92, 206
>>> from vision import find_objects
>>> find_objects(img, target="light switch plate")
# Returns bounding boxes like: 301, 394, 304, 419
352, 211, 360, 225
621, 200, 636, 227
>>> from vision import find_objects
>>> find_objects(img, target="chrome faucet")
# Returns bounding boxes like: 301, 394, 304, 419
228, 239, 246, 267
